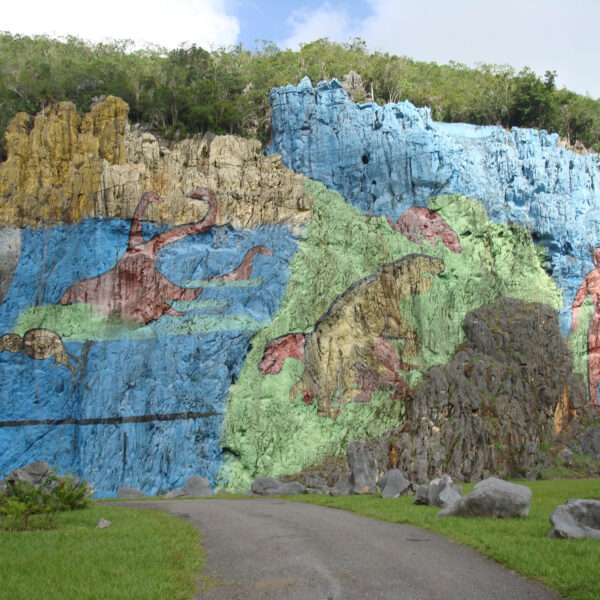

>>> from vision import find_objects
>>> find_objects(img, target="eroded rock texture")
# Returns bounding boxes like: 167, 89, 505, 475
394, 298, 586, 482
0, 98, 312, 230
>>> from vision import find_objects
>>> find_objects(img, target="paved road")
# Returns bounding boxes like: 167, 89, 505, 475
119, 498, 562, 600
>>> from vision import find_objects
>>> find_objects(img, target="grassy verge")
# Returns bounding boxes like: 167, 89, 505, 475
289, 479, 600, 600
0, 504, 204, 600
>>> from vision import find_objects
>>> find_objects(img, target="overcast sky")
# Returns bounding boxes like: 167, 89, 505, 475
3, 0, 599, 98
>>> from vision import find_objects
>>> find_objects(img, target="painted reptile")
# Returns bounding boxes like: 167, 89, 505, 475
60, 188, 273, 325
260, 254, 445, 418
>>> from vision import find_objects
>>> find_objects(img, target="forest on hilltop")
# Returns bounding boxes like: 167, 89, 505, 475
1, 32, 599, 159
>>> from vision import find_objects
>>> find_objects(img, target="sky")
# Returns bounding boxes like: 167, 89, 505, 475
2, 0, 599, 98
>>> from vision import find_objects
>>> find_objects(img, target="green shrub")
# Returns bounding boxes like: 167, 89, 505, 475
0, 471, 91, 531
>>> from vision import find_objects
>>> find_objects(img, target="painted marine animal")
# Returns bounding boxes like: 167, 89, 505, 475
387, 207, 462, 253
0, 328, 77, 374
260, 254, 445, 418
60, 188, 274, 325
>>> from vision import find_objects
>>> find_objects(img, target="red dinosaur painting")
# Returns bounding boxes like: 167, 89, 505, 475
60, 188, 273, 325
387, 207, 462, 253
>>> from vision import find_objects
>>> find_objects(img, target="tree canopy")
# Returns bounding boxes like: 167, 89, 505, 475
1, 33, 599, 160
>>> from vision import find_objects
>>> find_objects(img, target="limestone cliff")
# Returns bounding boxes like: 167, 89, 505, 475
0, 98, 311, 230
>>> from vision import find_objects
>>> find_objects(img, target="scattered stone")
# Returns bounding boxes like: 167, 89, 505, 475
7, 461, 51, 487
96, 518, 112, 529
377, 469, 410, 498
306, 486, 331, 495
164, 488, 187, 498
277, 482, 306, 495
347, 439, 378, 494
437, 477, 532, 518
117, 486, 144, 499
216, 488, 230, 495
413, 485, 430, 505
251, 477, 282, 496
548, 499, 600, 539
439, 485, 463, 508
182, 476, 212, 497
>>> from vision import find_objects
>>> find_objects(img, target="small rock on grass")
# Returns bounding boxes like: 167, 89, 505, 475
96, 518, 112, 529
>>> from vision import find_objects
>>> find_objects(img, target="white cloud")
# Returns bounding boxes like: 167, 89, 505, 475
2, 0, 240, 49
360, 0, 600, 97
280, 3, 354, 50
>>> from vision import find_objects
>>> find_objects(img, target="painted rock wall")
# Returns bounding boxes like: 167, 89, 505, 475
1, 83, 597, 494
267, 77, 600, 336
0, 99, 304, 496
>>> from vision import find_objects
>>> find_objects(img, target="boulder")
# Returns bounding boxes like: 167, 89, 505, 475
347, 439, 378, 494
117, 486, 144, 499
96, 518, 112, 529
7, 461, 51, 487
182, 476, 212, 497
428, 475, 461, 507
164, 488, 187, 498
413, 485, 430, 505
437, 477, 532, 518
216, 488, 230, 495
277, 482, 306, 495
439, 485, 462, 508
251, 477, 282, 496
548, 499, 600, 539
377, 469, 410, 498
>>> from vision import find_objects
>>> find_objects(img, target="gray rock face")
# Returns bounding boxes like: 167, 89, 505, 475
347, 439, 378, 494
182, 476, 212, 497
331, 479, 353, 497
117, 486, 144, 499
393, 299, 586, 483
413, 485, 429, 505
7, 461, 51, 487
251, 477, 283, 495
377, 469, 410, 498
96, 518, 112, 529
437, 477, 532, 518
548, 499, 600, 539
579, 425, 600, 461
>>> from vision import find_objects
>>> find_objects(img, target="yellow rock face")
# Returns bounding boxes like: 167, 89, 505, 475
0, 98, 312, 230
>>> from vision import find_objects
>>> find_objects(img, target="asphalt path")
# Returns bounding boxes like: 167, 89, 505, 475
118, 498, 563, 600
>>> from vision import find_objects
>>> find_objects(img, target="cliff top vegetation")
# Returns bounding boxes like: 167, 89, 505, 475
1, 33, 599, 160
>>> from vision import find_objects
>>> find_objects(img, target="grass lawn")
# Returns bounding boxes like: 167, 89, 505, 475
0, 504, 204, 600
290, 479, 600, 600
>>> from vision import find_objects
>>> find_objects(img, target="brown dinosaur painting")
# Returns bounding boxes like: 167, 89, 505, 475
259, 254, 445, 418
60, 188, 274, 325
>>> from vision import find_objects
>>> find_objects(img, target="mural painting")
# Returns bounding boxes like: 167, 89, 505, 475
260, 254, 445, 418
572, 247, 600, 407
60, 188, 274, 325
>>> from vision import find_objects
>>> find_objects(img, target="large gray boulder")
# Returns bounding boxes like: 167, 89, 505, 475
377, 469, 410, 498
182, 476, 212, 497
277, 482, 307, 495
347, 439, 378, 494
331, 479, 352, 497
548, 499, 600, 539
7, 461, 51, 487
117, 486, 144, 499
437, 477, 532, 518
251, 477, 282, 495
